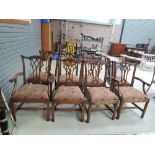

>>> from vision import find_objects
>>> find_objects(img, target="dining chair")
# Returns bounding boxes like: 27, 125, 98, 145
52, 56, 85, 122
84, 59, 120, 123
9, 56, 51, 121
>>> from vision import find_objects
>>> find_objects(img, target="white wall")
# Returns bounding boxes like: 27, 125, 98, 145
121, 19, 155, 49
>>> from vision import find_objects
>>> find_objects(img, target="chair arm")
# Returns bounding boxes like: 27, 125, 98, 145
134, 77, 150, 86
9, 72, 23, 96
9, 72, 23, 83
134, 76, 150, 94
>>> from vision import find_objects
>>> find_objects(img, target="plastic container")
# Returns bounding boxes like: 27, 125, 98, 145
52, 52, 61, 60
41, 19, 50, 23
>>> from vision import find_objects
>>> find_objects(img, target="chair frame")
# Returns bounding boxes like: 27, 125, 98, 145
52, 56, 85, 122
84, 59, 120, 123
112, 74, 150, 119
9, 55, 51, 121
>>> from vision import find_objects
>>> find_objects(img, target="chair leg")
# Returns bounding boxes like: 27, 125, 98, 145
116, 101, 124, 119
112, 102, 119, 120
46, 102, 50, 121
81, 101, 85, 122
10, 101, 16, 122
50, 83, 53, 101
54, 80, 57, 90
141, 100, 150, 118
86, 101, 92, 123
51, 102, 55, 122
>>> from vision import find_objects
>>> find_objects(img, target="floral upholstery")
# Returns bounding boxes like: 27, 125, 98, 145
12, 84, 49, 102
53, 86, 85, 102
119, 87, 149, 102
58, 75, 79, 84
87, 87, 119, 104
84, 76, 104, 86
28, 72, 55, 84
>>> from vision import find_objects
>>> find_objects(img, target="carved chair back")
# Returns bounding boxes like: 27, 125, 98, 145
56, 53, 79, 76
111, 61, 137, 86
39, 50, 53, 72
83, 57, 107, 87
57, 55, 80, 86
21, 55, 51, 84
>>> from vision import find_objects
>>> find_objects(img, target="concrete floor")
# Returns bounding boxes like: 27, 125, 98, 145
12, 61, 155, 135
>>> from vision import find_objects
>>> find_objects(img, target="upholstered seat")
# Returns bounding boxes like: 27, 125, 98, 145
12, 84, 49, 102
87, 87, 119, 104
53, 86, 85, 103
59, 75, 79, 84
28, 72, 55, 84
119, 87, 149, 102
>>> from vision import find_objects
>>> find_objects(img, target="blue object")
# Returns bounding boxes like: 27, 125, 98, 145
41, 19, 50, 23
52, 52, 61, 60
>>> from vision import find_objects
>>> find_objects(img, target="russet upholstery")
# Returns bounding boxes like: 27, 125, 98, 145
87, 87, 119, 104
53, 85, 85, 102
119, 87, 149, 102
12, 84, 49, 102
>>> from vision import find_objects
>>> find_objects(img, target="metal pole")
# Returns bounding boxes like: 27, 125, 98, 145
119, 19, 126, 43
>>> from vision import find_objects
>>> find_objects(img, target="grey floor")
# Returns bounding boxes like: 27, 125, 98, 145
12, 62, 155, 135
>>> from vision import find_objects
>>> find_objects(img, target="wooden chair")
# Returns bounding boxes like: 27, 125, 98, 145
25, 54, 55, 100
111, 64, 150, 119
9, 56, 51, 121
84, 59, 120, 123
52, 57, 85, 122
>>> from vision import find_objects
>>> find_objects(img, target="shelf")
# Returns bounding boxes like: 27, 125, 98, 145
81, 39, 103, 43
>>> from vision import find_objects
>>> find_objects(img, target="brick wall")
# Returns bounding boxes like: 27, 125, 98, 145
52, 20, 122, 54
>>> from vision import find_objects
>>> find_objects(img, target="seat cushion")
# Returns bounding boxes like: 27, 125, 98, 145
84, 76, 104, 86
87, 87, 119, 104
119, 87, 149, 102
12, 84, 49, 102
28, 72, 55, 84
59, 75, 79, 84
53, 86, 85, 102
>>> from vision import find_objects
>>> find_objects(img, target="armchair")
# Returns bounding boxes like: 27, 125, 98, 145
112, 69, 150, 119
9, 56, 51, 121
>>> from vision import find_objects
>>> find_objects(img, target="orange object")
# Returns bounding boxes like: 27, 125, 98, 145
110, 43, 126, 56
41, 23, 52, 52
